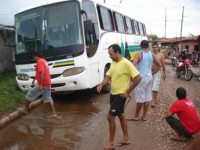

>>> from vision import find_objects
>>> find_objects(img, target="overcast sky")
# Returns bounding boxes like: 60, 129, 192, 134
0, 0, 200, 38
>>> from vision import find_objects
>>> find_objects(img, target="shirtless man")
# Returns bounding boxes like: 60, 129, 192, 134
151, 42, 166, 107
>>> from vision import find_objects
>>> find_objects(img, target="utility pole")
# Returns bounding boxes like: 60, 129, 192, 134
179, 6, 184, 52
165, 8, 167, 40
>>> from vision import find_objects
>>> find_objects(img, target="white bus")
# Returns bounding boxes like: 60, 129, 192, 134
15, 0, 147, 93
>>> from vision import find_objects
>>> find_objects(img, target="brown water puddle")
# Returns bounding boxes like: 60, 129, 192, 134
0, 90, 101, 150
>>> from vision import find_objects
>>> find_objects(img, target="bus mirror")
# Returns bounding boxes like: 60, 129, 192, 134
84, 20, 94, 34
81, 10, 88, 19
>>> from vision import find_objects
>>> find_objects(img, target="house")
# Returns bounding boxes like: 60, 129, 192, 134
157, 35, 200, 54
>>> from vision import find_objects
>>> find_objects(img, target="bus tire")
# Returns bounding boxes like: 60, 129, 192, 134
101, 65, 110, 93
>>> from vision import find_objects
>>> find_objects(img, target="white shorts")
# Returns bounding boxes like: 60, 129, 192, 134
134, 76, 153, 103
152, 71, 162, 92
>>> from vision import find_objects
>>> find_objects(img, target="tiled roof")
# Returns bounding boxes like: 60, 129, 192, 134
157, 35, 200, 43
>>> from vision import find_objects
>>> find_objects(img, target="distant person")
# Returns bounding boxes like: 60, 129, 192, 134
166, 87, 200, 141
21, 52, 57, 118
97, 44, 141, 149
151, 42, 166, 107
127, 40, 161, 121
179, 50, 188, 60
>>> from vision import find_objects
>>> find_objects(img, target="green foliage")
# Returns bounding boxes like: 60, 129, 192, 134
0, 72, 26, 115
152, 36, 158, 41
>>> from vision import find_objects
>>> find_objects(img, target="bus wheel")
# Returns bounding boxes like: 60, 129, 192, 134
101, 66, 110, 93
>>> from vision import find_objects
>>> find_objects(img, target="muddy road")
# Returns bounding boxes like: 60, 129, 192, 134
0, 63, 200, 150
0, 89, 109, 150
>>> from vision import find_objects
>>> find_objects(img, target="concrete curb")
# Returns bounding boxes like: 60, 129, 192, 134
0, 99, 42, 127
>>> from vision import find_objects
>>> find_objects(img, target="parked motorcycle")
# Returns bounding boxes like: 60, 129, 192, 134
171, 56, 178, 66
176, 59, 193, 81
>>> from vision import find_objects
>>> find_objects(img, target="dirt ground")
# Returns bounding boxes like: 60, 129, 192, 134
78, 61, 200, 150
0, 60, 199, 150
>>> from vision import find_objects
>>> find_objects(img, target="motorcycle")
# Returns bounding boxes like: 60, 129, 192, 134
176, 59, 193, 81
171, 56, 178, 66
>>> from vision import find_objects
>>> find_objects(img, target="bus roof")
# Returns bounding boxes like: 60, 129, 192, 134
15, 0, 72, 15
15, 0, 144, 24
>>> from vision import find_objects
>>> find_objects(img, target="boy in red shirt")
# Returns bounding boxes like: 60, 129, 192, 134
166, 87, 200, 141
22, 52, 57, 117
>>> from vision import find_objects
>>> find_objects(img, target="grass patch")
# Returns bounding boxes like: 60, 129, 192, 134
0, 72, 26, 116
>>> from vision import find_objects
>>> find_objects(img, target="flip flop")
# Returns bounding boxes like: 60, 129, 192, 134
126, 117, 140, 121
142, 117, 147, 121
115, 141, 130, 147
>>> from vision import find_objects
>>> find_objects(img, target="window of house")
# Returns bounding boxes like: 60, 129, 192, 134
185, 45, 189, 52
194, 45, 198, 51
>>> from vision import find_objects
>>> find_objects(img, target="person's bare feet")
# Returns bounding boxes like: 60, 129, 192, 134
151, 102, 156, 107
47, 114, 58, 118
115, 140, 130, 147
126, 117, 140, 121
19, 108, 28, 114
104, 142, 115, 150
142, 116, 147, 121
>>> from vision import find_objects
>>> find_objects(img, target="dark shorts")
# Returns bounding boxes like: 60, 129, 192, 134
109, 94, 126, 116
165, 116, 192, 138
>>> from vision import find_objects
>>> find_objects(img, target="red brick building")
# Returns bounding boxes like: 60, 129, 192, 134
157, 35, 200, 54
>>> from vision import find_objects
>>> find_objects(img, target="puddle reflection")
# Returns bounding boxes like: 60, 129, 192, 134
0, 90, 100, 150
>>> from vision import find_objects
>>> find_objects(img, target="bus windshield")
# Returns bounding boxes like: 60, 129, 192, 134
15, 1, 83, 64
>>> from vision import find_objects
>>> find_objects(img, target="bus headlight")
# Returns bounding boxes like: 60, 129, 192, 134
17, 74, 29, 80
63, 67, 85, 77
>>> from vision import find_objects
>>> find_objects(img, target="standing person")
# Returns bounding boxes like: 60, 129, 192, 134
97, 44, 141, 150
166, 87, 200, 141
22, 52, 57, 118
151, 42, 166, 107
127, 40, 161, 121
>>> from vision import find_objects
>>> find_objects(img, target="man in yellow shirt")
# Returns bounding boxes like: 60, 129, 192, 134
97, 44, 141, 150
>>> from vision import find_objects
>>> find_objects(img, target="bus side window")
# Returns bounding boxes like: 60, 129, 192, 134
83, 1, 99, 57
84, 20, 98, 56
